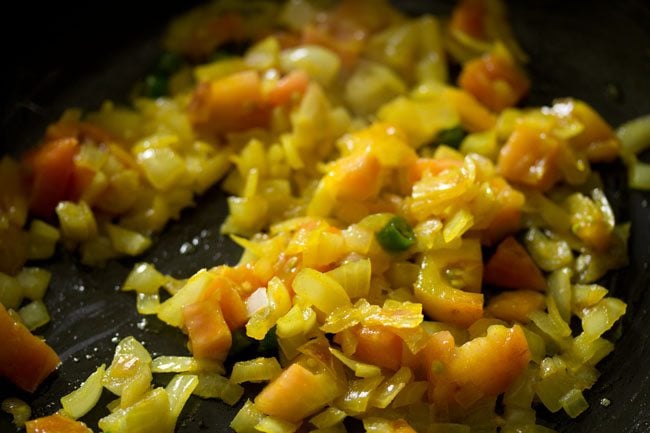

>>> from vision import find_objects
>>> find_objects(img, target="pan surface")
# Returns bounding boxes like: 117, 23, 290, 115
1, 0, 649, 432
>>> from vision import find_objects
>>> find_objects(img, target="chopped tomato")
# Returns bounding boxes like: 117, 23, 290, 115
459, 49, 530, 112
182, 295, 232, 362
497, 123, 562, 191
0, 303, 60, 393
487, 290, 546, 323
446, 324, 530, 399
23, 137, 78, 218
407, 157, 464, 184
67, 164, 96, 202
349, 325, 403, 371
26, 413, 92, 433
189, 71, 270, 136
255, 363, 340, 422
415, 330, 456, 382
480, 177, 525, 245
484, 236, 546, 291
201, 276, 248, 330
267, 70, 310, 107
214, 264, 265, 297
329, 153, 382, 202
450, 0, 488, 40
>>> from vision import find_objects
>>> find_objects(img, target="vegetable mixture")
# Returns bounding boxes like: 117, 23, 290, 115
1, 0, 648, 432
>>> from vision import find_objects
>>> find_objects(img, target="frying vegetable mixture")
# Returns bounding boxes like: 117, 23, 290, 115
2, 0, 649, 432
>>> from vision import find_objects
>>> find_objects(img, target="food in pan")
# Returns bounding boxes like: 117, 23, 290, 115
2, 0, 647, 432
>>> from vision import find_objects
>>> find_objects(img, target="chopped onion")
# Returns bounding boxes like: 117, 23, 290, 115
61, 364, 106, 419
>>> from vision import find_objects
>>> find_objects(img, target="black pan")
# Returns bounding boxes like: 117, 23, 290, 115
1, 1, 649, 432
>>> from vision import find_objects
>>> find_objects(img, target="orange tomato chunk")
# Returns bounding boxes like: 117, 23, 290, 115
484, 236, 546, 291
0, 303, 60, 393
26, 413, 92, 433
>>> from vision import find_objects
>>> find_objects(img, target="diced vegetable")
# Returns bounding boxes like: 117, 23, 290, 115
61, 364, 106, 419
376, 216, 416, 252
255, 363, 341, 422
497, 124, 561, 191
98, 388, 173, 433
189, 70, 269, 135
1, 397, 31, 428
24, 137, 78, 218
103, 337, 152, 408
292, 268, 351, 315
349, 326, 403, 371
486, 290, 545, 323
0, 303, 60, 392
483, 236, 546, 291
415, 252, 484, 327
183, 294, 232, 362
18, 300, 51, 330
231, 357, 283, 383
458, 45, 530, 112
26, 413, 92, 433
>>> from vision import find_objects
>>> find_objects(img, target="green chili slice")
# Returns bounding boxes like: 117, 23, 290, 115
376, 216, 416, 252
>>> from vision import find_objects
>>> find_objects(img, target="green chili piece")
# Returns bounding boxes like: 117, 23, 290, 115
434, 125, 467, 149
376, 217, 416, 252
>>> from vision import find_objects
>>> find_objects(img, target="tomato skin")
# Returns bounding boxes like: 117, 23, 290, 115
0, 303, 61, 393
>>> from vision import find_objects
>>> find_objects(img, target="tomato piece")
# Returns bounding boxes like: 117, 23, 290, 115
24, 137, 78, 218
0, 303, 60, 393
450, 0, 488, 40
351, 325, 403, 371
201, 275, 248, 330
408, 157, 464, 184
26, 413, 92, 433
480, 177, 525, 245
67, 164, 96, 202
484, 236, 546, 291
497, 123, 562, 191
486, 290, 546, 323
255, 363, 340, 422
459, 50, 530, 112
182, 295, 232, 362
267, 70, 309, 107
447, 324, 530, 398
189, 71, 270, 136
329, 153, 382, 202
